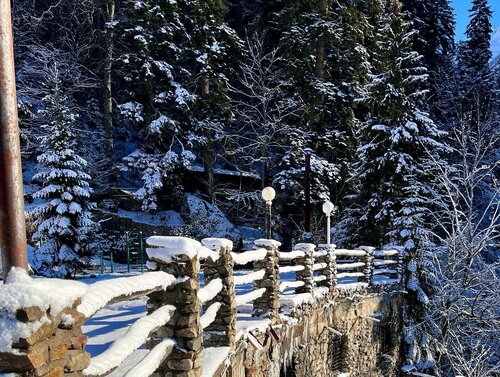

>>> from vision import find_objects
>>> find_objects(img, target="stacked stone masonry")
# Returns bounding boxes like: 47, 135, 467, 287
0, 299, 90, 377
148, 253, 203, 377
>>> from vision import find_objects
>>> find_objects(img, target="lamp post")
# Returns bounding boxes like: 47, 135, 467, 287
261, 187, 276, 240
322, 201, 336, 244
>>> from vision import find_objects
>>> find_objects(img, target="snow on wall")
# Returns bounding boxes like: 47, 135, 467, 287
233, 270, 265, 286
235, 288, 266, 306
84, 305, 176, 376
0, 268, 88, 352
78, 272, 176, 318
198, 278, 223, 304
201, 303, 222, 329
122, 339, 175, 377
231, 249, 267, 265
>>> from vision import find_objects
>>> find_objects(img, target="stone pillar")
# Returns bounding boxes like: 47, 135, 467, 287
359, 246, 375, 286
201, 238, 236, 349
315, 244, 336, 294
0, 300, 90, 377
294, 243, 315, 294
148, 250, 203, 377
252, 239, 280, 323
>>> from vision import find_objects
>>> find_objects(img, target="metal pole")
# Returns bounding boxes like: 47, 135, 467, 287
304, 149, 312, 240
266, 203, 272, 240
326, 214, 331, 245
126, 231, 130, 273
139, 231, 144, 273
0, 0, 28, 280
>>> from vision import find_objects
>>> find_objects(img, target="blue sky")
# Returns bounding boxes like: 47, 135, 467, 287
452, 0, 500, 56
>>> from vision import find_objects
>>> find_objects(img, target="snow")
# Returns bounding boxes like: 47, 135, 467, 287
235, 288, 266, 306
198, 246, 220, 262
83, 305, 175, 376
146, 246, 198, 264
235, 313, 271, 341
279, 281, 305, 292
280, 293, 315, 308
78, 272, 176, 317
117, 209, 184, 226
0, 268, 88, 352
278, 265, 305, 273
198, 279, 223, 304
279, 250, 306, 260
233, 270, 265, 285
254, 239, 281, 248
314, 275, 327, 282
335, 249, 366, 257
293, 243, 315, 252
373, 249, 399, 257
231, 249, 267, 265
146, 236, 201, 256
122, 339, 175, 377
336, 282, 369, 290
373, 259, 399, 266
336, 272, 365, 279
201, 303, 222, 329
312, 263, 327, 271
201, 347, 231, 377
201, 238, 233, 250
336, 262, 365, 270
146, 261, 157, 271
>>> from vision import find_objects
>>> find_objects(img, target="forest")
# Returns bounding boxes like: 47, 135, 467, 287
7, 0, 499, 375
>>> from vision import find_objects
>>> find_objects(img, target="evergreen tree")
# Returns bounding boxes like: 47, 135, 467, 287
346, 2, 446, 371
117, 0, 197, 211
184, 0, 243, 204
462, 0, 494, 119
28, 71, 98, 278
400, 0, 455, 74
270, 0, 373, 237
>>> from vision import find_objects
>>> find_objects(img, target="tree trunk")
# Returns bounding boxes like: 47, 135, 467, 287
200, 76, 216, 204
310, 0, 329, 126
103, 0, 115, 190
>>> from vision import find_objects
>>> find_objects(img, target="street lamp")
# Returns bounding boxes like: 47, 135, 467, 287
261, 187, 276, 239
322, 201, 336, 244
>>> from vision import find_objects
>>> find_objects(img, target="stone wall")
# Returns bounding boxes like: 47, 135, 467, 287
219, 293, 402, 377
0, 299, 90, 377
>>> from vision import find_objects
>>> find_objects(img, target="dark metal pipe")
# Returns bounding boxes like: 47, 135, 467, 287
0, 0, 29, 280
304, 148, 312, 240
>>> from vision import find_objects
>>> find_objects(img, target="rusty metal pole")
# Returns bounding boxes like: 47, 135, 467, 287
0, 0, 29, 280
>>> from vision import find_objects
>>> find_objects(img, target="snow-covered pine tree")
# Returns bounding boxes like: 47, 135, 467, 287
28, 71, 98, 278
270, 0, 372, 232
351, 1, 446, 371
400, 0, 455, 74
462, 0, 494, 118
184, 0, 243, 204
118, 0, 197, 211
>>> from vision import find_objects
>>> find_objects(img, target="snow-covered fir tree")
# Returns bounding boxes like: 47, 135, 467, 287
28, 71, 98, 278
184, 0, 243, 204
271, 0, 373, 235
343, 1, 446, 371
118, 0, 197, 211
462, 0, 494, 118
